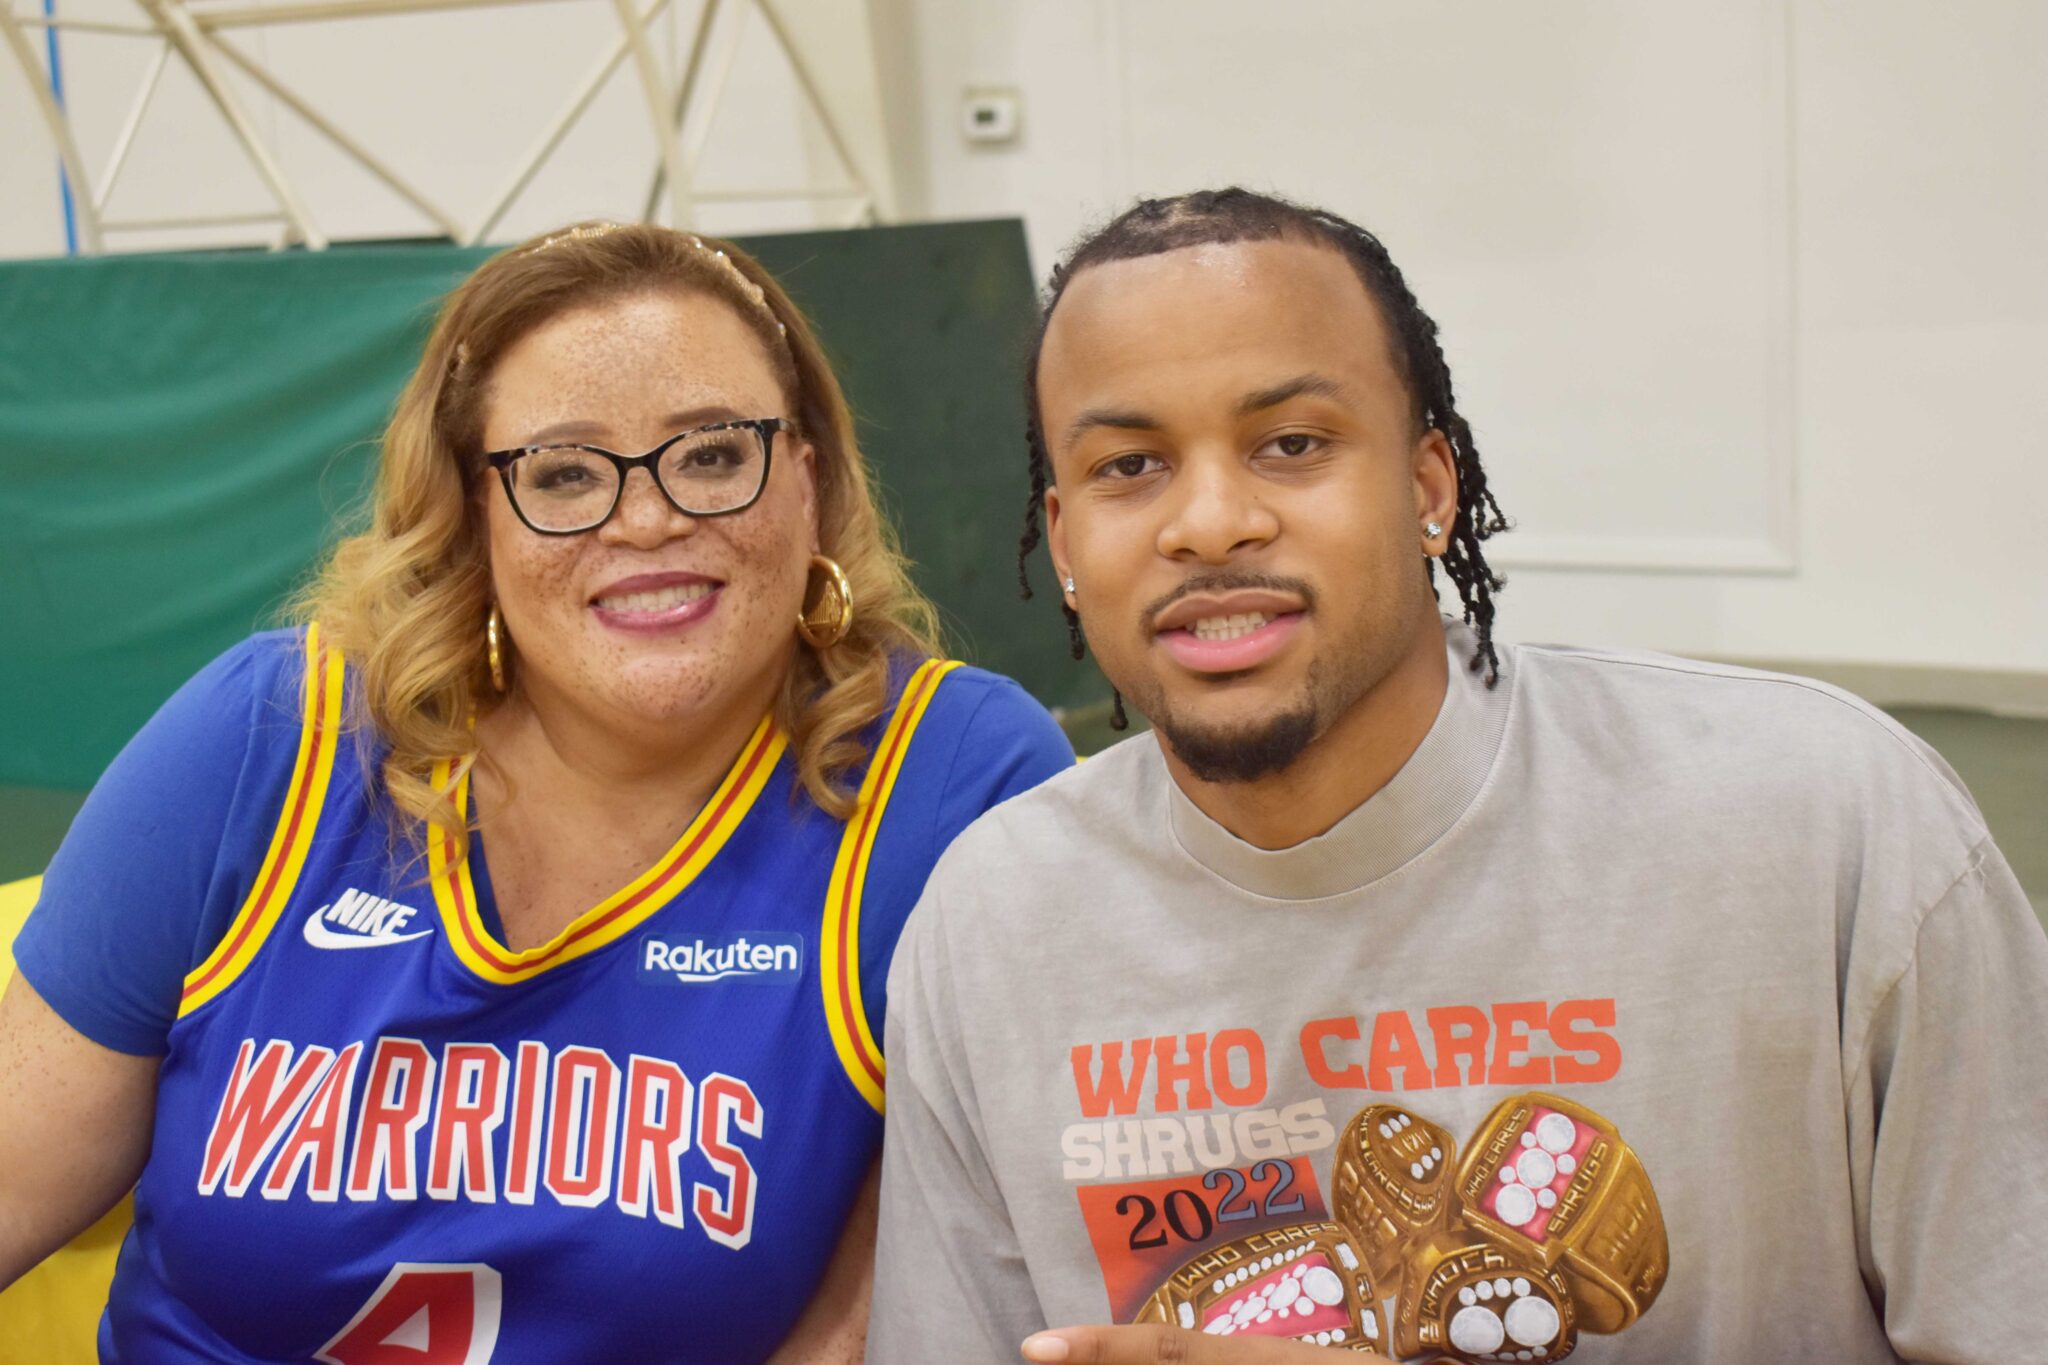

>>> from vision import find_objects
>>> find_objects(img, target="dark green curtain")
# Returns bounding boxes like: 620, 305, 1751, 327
0, 221, 1102, 792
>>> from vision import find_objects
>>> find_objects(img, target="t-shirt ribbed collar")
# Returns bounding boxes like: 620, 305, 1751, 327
1164, 619, 1514, 900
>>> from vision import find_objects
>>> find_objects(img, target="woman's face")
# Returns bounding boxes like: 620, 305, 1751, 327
478, 288, 816, 736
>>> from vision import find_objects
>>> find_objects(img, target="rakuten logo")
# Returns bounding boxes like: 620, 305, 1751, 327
640, 933, 803, 986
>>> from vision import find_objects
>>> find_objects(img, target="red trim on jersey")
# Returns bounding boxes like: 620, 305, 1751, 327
443, 722, 778, 977
833, 664, 939, 1092
181, 646, 333, 1005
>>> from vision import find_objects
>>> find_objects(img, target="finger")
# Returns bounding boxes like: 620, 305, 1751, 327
1021, 1323, 1394, 1364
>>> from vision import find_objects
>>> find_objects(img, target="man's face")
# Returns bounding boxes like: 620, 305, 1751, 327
1040, 237, 1456, 782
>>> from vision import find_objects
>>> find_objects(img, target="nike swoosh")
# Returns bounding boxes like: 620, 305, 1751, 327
302, 914, 434, 950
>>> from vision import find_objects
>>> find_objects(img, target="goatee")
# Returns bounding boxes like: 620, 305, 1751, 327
1156, 704, 1320, 784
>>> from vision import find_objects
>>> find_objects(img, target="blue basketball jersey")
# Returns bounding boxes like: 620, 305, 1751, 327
21, 626, 1070, 1362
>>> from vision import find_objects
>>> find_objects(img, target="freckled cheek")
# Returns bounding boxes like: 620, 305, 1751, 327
712, 511, 809, 641
487, 522, 590, 655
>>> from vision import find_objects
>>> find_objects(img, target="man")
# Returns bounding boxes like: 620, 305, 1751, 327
867, 189, 2047, 1364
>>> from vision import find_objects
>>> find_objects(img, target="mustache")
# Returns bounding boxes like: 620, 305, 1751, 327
1141, 571, 1317, 633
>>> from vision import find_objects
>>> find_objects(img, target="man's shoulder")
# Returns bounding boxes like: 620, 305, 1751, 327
1511, 639, 1927, 741
1506, 640, 1987, 839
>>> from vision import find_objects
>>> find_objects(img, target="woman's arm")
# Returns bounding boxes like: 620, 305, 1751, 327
765, 1159, 879, 1365
0, 635, 297, 1292
0, 973, 157, 1289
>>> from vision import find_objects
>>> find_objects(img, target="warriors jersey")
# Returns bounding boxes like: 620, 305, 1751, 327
16, 625, 1071, 1362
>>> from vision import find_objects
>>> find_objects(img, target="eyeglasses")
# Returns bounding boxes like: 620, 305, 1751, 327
482, 417, 792, 535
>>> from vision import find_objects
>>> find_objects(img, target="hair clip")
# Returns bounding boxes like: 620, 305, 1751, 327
530, 221, 624, 254
686, 234, 787, 337
518, 223, 789, 340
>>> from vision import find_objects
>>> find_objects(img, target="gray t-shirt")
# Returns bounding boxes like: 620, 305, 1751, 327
868, 622, 2047, 1364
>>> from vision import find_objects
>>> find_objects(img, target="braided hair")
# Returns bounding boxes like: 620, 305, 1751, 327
1019, 188, 1511, 712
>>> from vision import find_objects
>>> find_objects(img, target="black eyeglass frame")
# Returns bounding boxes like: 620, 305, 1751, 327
481, 416, 794, 536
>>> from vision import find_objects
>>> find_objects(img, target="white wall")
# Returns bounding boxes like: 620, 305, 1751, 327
7, 0, 2045, 680
878, 0, 2048, 681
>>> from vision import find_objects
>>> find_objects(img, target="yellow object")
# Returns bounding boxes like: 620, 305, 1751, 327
820, 659, 963, 1112
797, 554, 855, 648
0, 874, 131, 1365
486, 603, 508, 692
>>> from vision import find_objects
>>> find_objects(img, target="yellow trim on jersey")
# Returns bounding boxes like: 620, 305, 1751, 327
427, 715, 786, 987
179, 626, 346, 1018
821, 659, 963, 1112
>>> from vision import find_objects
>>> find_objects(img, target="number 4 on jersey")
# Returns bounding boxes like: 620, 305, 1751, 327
317, 1263, 502, 1365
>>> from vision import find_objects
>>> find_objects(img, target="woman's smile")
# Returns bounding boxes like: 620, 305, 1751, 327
588, 570, 724, 635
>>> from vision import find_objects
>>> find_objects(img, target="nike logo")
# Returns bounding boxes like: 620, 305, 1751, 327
303, 888, 433, 950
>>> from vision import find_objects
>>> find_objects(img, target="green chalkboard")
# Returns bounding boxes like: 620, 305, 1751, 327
0, 221, 1105, 793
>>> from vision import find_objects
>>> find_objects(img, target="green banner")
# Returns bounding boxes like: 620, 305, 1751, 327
0, 221, 1102, 792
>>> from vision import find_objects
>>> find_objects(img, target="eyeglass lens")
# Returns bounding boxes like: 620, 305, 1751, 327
507, 426, 768, 532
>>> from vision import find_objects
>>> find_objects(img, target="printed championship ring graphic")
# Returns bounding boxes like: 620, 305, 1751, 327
1084, 1091, 1664, 1360
1331, 1104, 1459, 1284
1453, 1095, 1668, 1335
1392, 1242, 1576, 1363
1134, 1222, 1385, 1351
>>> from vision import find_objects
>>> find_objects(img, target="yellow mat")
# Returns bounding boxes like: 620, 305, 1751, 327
0, 875, 128, 1365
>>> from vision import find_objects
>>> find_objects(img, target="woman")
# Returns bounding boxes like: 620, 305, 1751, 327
0, 222, 1071, 1360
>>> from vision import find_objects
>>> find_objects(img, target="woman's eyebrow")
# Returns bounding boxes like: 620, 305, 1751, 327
660, 404, 747, 429
518, 405, 747, 447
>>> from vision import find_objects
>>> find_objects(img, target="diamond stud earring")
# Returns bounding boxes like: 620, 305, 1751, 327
1425, 521, 1444, 539
1063, 576, 1076, 594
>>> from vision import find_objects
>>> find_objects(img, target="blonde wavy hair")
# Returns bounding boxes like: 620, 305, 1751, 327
300, 221, 941, 848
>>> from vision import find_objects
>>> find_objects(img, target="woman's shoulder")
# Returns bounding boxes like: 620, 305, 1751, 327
185, 623, 311, 702
881, 656, 1072, 799
11, 625, 326, 1056
86, 624, 327, 861
881, 651, 1061, 732
860, 655, 1073, 860
112, 626, 312, 783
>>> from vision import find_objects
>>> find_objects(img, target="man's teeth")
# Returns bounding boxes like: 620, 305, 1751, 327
1189, 612, 1270, 642
596, 582, 714, 612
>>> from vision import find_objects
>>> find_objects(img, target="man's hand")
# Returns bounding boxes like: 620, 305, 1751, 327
1020, 1326, 1398, 1363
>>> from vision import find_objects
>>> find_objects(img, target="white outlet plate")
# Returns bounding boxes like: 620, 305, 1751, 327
962, 87, 1021, 144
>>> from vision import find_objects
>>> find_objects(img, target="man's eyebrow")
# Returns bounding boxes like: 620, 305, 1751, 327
1062, 407, 1162, 451
1236, 373, 1350, 416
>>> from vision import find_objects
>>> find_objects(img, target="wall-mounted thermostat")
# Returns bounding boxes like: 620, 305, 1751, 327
962, 87, 1021, 144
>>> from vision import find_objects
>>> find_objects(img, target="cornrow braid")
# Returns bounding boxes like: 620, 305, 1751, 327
1019, 263, 1097, 692
1018, 187, 1512, 694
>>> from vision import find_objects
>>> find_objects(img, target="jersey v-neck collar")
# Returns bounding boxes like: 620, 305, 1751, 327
427, 713, 787, 985
1164, 620, 1514, 901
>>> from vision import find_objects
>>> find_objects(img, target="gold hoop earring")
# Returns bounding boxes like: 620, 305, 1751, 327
486, 604, 508, 692
796, 555, 854, 649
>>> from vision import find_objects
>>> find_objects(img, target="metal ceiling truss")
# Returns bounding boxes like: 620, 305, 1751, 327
0, 0, 883, 252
